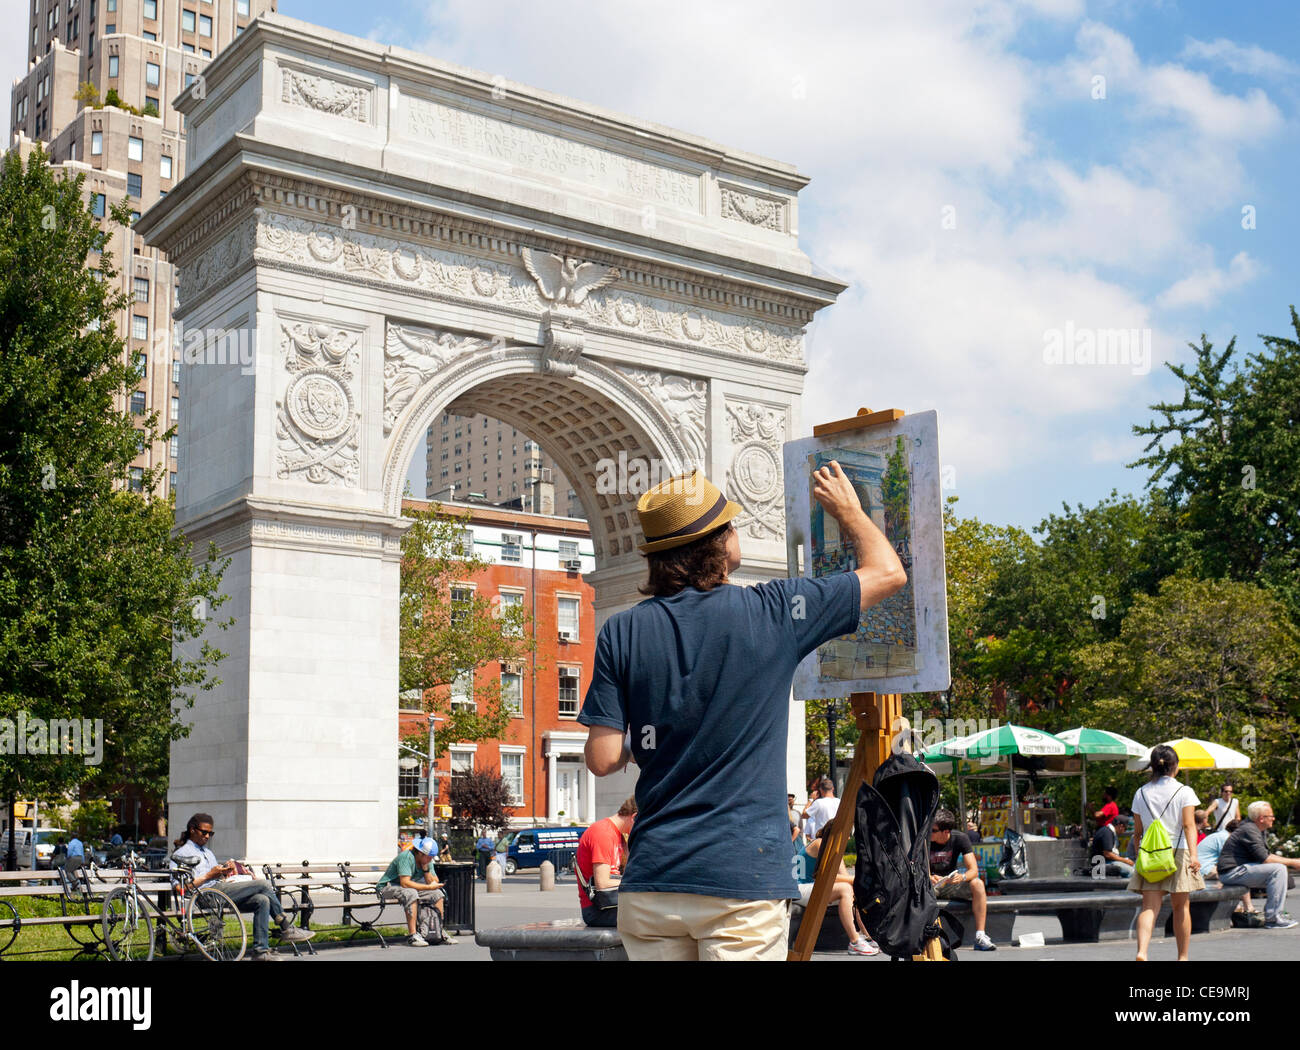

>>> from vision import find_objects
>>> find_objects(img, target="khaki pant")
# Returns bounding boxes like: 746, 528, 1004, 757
617, 891, 790, 961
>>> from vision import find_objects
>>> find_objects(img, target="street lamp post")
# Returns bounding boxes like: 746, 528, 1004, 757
427, 714, 443, 833
826, 701, 841, 790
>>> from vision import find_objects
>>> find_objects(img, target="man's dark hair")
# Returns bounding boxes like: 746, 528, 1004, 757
639, 523, 730, 597
617, 796, 638, 818
1103, 786, 1118, 801
932, 808, 957, 832
818, 776, 834, 794
174, 812, 214, 851
1225, 819, 1241, 833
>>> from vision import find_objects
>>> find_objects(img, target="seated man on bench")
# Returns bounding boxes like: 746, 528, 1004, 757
172, 812, 315, 961
377, 836, 454, 947
929, 808, 995, 952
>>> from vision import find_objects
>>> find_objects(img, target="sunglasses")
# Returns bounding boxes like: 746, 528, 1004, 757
194, 828, 215, 838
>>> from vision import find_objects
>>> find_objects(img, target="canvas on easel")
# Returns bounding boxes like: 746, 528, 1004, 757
782, 409, 951, 698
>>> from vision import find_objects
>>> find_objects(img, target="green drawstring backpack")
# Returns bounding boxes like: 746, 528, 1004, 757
1135, 787, 1181, 882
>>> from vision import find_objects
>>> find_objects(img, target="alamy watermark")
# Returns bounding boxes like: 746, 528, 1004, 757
593, 453, 709, 503
895, 712, 1001, 754
1043, 322, 1151, 376
0, 711, 104, 766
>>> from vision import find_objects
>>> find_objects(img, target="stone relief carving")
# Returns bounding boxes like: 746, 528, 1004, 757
719, 185, 786, 232
179, 216, 256, 305
384, 324, 508, 434
522, 248, 620, 377
281, 68, 370, 123
725, 400, 785, 540
250, 210, 803, 366
616, 367, 707, 470
276, 322, 361, 487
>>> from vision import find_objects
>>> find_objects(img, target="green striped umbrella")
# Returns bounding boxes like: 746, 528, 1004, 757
1057, 727, 1149, 829
941, 725, 1069, 832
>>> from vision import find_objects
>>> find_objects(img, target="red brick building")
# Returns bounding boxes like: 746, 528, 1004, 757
399, 498, 598, 827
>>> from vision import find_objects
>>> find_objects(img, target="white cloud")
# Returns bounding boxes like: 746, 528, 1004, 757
1180, 37, 1300, 79
1156, 251, 1259, 310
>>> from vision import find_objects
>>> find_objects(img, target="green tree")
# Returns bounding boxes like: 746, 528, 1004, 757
447, 767, 512, 834
880, 435, 911, 542
1074, 576, 1300, 815
74, 81, 101, 108
0, 146, 228, 848
399, 503, 533, 759
1132, 316, 1300, 615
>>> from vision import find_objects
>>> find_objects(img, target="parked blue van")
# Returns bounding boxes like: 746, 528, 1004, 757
504, 826, 586, 874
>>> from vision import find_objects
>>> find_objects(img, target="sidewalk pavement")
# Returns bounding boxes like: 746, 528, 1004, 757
293, 872, 1300, 962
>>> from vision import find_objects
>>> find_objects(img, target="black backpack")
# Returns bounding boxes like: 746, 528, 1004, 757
853, 752, 961, 959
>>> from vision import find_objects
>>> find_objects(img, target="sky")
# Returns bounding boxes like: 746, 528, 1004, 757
8, 1, 1297, 531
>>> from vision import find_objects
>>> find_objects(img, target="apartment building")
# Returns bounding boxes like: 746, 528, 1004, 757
10, 0, 275, 497
398, 499, 599, 828
426, 411, 587, 520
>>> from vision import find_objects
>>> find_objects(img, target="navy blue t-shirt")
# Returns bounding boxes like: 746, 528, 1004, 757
578, 572, 861, 900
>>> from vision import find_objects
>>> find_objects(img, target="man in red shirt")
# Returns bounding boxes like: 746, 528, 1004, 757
1093, 786, 1119, 828
576, 797, 637, 927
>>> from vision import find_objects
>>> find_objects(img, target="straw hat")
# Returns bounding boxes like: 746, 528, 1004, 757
636, 470, 742, 554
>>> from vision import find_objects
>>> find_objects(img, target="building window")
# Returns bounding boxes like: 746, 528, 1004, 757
131, 314, 148, 340
558, 668, 580, 718
169, 471, 176, 493
450, 748, 474, 788
169, 436, 179, 460
501, 670, 522, 717
185, 70, 195, 86
107, 0, 114, 9
183, 42, 194, 53
133, 276, 149, 302
108, 54, 118, 77
127, 135, 142, 161
200, 48, 210, 58
450, 670, 474, 711
105, 22, 113, 33
501, 533, 522, 563
398, 764, 421, 800
128, 467, 143, 492
133, 351, 146, 377
558, 539, 579, 562
501, 751, 524, 805
199, 13, 211, 35
130, 391, 146, 415
557, 596, 580, 640
146, 62, 160, 87
172, 359, 181, 385
237, 0, 249, 13
160, 154, 172, 179
145, 95, 158, 112
142, 29, 155, 41
450, 584, 473, 626
90, 130, 102, 154
182, 8, 194, 30
90, 192, 105, 217
143, 0, 156, 17
459, 529, 474, 557
126, 172, 141, 198
498, 590, 524, 636
170, 396, 179, 422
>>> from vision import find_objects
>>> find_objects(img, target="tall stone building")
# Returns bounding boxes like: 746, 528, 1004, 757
9, 0, 275, 497
426, 412, 586, 520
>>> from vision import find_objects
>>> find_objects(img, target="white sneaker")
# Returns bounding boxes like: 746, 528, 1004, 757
974, 931, 997, 951
408, 933, 429, 946
848, 938, 879, 956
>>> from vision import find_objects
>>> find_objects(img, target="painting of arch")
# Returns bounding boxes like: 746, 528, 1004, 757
783, 410, 951, 698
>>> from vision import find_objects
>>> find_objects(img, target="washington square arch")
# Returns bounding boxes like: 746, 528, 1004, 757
137, 14, 846, 861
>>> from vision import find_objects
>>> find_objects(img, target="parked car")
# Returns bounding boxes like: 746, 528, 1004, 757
5, 827, 69, 869
504, 826, 586, 875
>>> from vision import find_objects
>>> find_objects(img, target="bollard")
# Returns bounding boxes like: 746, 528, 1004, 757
486, 860, 503, 893
539, 859, 555, 891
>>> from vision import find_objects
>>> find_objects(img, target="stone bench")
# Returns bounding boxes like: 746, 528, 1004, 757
475, 919, 626, 961
939, 885, 1245, 944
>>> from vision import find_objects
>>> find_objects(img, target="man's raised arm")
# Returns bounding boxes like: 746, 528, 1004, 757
811, 460, 907, 610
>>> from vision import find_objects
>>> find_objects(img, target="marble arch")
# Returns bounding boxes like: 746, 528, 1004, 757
137, 13, 844, 860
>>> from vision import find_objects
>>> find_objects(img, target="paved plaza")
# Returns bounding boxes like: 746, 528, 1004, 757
291, 872, 1300, 963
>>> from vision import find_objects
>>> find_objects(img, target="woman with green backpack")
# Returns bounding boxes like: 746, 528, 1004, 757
1128, 744, 1204, 961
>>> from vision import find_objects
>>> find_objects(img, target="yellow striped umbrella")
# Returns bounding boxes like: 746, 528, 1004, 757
1126, 737, 1252, 772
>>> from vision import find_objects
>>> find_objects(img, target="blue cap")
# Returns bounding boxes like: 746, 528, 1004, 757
413, 836, 437, 856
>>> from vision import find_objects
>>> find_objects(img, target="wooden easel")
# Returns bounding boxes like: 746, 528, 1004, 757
788, 407, 943, 962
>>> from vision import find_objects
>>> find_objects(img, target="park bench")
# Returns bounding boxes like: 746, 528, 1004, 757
938, 884, 1245, 944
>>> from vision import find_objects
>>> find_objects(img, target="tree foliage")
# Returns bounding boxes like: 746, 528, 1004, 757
0, 146, 228, 814
447, 767, 512, 834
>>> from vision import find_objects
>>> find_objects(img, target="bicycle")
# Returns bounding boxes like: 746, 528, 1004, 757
100, 852, 247, 961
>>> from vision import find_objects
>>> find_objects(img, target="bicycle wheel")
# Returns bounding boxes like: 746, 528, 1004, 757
101, 887, 154, 962
187, 888, 246, 961
0, 899, 20, 956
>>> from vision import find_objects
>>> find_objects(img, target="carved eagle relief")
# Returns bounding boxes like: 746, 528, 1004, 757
521, 247, 620, 306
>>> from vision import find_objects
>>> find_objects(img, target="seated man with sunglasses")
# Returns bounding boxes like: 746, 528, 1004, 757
172, 812, 315, 960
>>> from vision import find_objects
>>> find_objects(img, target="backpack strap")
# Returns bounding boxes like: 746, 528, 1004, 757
1143, 784, 1188, 849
